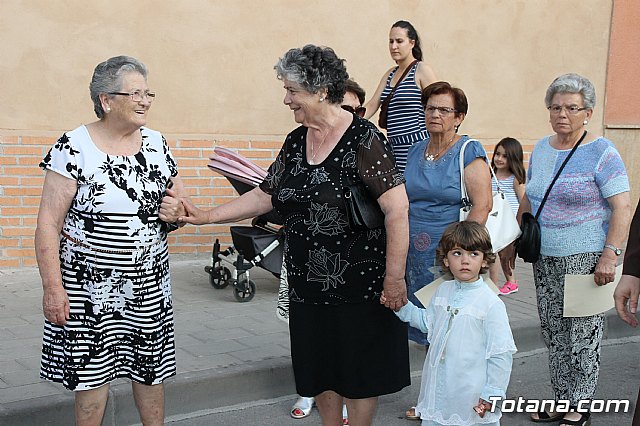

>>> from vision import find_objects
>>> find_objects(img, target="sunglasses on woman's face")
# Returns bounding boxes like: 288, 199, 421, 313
341, 105, 366, 117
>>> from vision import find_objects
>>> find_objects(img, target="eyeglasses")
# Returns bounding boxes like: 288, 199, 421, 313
425, 105, 457, 116
342, 105, 366, 117
108, 90, 156, 102
547, 104, 587, 115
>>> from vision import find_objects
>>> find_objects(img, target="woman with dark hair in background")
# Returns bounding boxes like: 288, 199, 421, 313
364, 20, 438, 172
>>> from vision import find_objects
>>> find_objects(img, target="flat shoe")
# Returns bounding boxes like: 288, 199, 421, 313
559, 412, 591, 426
290, 396, 314, 419
530, 410, 563, 422
405, 406, 420, 420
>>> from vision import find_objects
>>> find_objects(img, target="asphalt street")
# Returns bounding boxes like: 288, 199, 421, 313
165, 337, 639, 426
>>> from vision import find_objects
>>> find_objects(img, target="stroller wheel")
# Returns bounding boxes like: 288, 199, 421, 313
233, 279, 256, 302
210, 266, 231, 289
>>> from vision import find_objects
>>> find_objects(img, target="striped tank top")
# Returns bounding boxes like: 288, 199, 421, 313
492, 173, 520, 215
379, 62, 427, 172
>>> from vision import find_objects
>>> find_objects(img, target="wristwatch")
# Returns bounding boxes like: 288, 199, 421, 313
604, 243, 622, 256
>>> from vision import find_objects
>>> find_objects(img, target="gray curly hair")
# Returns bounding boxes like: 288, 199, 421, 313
545, 73, 596, 110
89, 56, 148, 119
274, 45, 349, 104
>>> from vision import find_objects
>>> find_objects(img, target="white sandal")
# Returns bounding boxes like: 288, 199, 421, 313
290, 396, 314, 419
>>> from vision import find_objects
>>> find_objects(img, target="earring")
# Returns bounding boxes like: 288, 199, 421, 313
583, 120, 588, 125
319, 97, 324, 102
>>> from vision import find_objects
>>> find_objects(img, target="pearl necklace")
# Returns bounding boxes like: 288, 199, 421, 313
425, 135, 456, 161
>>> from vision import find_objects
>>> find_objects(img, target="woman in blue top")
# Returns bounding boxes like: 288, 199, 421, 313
403, 81, 492, 419
364, 20, 437, 172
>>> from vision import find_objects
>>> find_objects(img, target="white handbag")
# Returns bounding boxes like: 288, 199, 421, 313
458, 139, 521, 252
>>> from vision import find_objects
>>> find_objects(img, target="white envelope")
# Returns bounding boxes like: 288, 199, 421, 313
414, 273, 500, 307
563, 264, 623, 317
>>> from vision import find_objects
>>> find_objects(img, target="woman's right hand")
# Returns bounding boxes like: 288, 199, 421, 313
178, 197, 210, 225
43, 286, 69, 325
382, 276, 408, 311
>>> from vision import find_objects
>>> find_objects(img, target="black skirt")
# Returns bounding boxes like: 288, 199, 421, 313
289, 301, 410, 399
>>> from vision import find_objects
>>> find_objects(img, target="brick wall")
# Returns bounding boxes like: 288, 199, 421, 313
0, 134, 533, 268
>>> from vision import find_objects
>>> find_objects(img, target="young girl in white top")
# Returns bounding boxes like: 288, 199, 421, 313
489, 137, 526, 295
382, 221, 517, 425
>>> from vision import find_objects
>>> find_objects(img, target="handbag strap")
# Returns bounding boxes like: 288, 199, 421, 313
533, 130, 586, 219
458, 138, 491, 208
380, 60, 418, 110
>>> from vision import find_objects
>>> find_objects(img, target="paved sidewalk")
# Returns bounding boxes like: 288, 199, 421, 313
0, 255, 635, 425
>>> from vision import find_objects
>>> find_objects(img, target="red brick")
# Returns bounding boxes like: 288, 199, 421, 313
1, 227, 36, 237
0, 136, 20, 144
172, 148, 203, 158
0, 197, 21, 206
4, 248, 36, 257
5, 187, 43, 196
18, 156, 44, 166
21, 136, 57, 146
0, 157, 18, 165
178, 140, 216, 149
0, 237, 20, 247
2, 207, 39, 216
22, 217, 38, 227
213, 140, 250, 149
0, 259, 20, 268
251, 137, 285, 150
23, 197, 42, 206
20, 177, 45, 186
23, 258, 38, 267
175, 158, 209, 168
0, 177, 20, 185
3, 146, 45, 156
4, 166, 42, 176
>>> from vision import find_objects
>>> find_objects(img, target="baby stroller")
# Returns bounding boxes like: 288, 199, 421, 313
204, 147, 284, 302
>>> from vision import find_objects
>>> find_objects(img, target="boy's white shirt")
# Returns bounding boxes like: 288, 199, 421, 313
396, 277, 517, 425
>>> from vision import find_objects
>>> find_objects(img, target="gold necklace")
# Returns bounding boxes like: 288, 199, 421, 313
310, 132, 328, 162
425, 134, 456, 161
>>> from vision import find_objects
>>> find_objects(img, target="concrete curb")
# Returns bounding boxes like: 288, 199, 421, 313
1, 311, 637, 425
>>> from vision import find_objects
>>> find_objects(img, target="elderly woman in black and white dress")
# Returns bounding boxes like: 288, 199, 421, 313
36, 56, 186, 425
180, 45, 410, 425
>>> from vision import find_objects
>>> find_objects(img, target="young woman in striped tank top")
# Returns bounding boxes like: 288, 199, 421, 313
489, 137, 526, 295
364, 20, 437, 173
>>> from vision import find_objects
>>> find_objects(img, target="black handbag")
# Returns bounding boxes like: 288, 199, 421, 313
343, 183, 385, 231
515, 212, 541, 263
516, 131, 586, 263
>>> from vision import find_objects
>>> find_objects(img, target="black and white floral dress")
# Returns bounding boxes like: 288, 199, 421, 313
260, 115, 411, 398
39, 125, 177, 391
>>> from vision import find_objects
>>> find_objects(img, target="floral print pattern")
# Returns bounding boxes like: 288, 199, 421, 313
260, 115, 405, 304
39, 125, 178, 391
